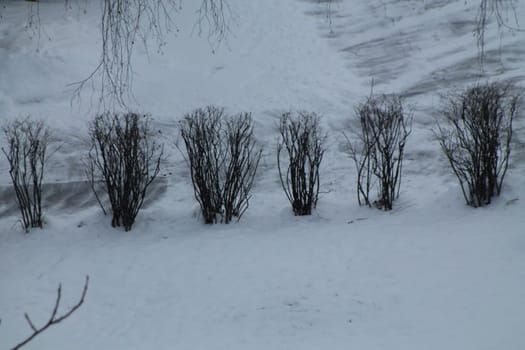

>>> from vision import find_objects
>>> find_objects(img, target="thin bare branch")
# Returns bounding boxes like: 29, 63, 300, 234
10, 276, 89, 350
475, 0, 523, 67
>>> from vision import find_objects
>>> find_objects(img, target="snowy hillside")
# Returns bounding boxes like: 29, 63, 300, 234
1, 0, 524, 349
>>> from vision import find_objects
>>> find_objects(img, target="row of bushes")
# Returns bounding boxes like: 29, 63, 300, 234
1, 82, 520, 232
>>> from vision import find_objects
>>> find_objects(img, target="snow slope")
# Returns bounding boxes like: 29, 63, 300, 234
1, 0, 524, 349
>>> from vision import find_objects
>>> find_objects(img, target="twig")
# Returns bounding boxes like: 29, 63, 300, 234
10, 276, 89, 350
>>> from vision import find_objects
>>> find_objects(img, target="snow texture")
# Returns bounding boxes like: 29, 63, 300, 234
1, 0, 524, 349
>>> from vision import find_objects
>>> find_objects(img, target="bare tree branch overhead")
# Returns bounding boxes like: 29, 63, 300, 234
0, 0, 231, 108
475, 0, 523, 67
69, 0, 232, 108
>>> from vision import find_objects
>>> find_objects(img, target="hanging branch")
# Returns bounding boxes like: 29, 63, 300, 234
70, 0, 231, 108
475, 0, 523, 67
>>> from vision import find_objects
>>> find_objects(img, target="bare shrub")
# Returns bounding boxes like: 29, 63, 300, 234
2, 118, 51, 232
87, 113, 163, 231
8, 276, 89, 350
180, 106, 224, 224
346, 94, 411, 211
222, 113, 262, 223
277, 112, 326, 216
179, 106, 261, 224
435, 82, 519, 207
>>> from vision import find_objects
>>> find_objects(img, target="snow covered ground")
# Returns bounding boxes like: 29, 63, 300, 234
1, 0, 524, 349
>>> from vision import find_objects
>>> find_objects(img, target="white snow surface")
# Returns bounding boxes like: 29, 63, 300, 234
1, 0, 525, 349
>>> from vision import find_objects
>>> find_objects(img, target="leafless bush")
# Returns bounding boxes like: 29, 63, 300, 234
179, 106, 261, 224
87, 113, 163, 231
8, 276, 89, 350
223, 113, 262, 223
435, 82, 519, 207
2, 118, 51, 232
180, 106, 224, 224
277, 112, 326, 216
346, 94, 411, 211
